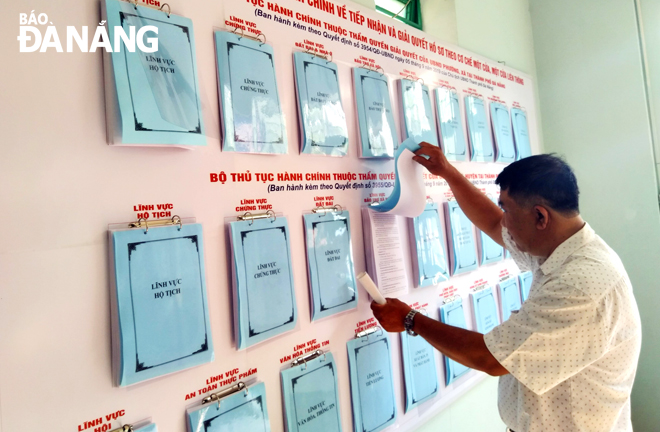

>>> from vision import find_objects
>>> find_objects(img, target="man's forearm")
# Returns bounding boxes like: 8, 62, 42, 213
413, 313, 508, 376
443, 166, 504, 245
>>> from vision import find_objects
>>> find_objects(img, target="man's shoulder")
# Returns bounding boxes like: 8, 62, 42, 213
558, 235, 628, 301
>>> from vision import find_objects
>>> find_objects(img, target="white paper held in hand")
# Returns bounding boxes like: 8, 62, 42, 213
357, 272, 387, 305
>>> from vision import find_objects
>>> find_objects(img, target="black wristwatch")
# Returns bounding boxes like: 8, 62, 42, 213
404, 310, 419, 336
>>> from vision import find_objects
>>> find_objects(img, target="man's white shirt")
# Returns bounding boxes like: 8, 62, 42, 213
484, 224, 641, 432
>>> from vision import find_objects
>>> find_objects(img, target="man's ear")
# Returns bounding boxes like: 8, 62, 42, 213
534, 206, 550, 230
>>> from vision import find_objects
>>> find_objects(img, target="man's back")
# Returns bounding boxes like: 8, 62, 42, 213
485, 224, 642, 432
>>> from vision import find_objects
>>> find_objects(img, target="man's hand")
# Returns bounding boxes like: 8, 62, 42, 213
413, 142, 453, 177
370, 298, 412, 332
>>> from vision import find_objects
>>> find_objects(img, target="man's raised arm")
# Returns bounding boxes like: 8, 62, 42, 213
414, 142, 504, 246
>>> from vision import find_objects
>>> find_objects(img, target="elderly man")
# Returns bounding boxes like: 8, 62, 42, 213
371, 144, 641, 432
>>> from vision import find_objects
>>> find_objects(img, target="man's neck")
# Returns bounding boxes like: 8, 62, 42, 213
539, 217, 586, 259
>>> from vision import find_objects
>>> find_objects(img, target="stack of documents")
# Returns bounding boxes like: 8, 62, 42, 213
511, 108, 532, 159
229, 217, 298, 349
408, 202, 450, 287
109, 223, 213, 386
519, 271, 533, 302
294, 52, 349, 156
444, 200, 478, 275
186, 382, 270, 432
397, 78, 438, 145
361, 208, 409, 298
303, 211, 358, 321
498, 278, 522, 322
465, 96, 494, 162
102, 0, 205, 147
470, 287, 500, 334
439, 298, 471, 385
400, 325, 439, 411
490, 102, 516, 163
281, 352, 342, 432
214, 31, 287, 154
435, 87, 467, 161
347, 332, 397, 432
353, 67, 398, 158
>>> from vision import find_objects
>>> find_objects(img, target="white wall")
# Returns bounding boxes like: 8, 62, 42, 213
529, 1, 660, 430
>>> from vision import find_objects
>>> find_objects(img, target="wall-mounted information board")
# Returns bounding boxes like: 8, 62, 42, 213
0, 0, 539, 431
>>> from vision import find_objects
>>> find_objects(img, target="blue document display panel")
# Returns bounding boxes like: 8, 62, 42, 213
281, 353, 342, 432
230, 218, 297, 349
445, 200, 478, 275
519, 271, 533, 302
479, 228, 504, 265
294, 52, 349, 156
111, 224, 213, 386
439, 299, 471, 385
490, 102, 516, 163
470, 287, 500, 334
511, 107, 532, 160
215, 31, 287, 154
186, 382, 270, 432
400, 329, 439, 411
478, 196, 504, 266
346, 332, 396, 432
103, 0, 205, 146
398, 79, 438, 146
498, 278, 522, 322
303, 211, 357, 321
435, 87, 467, 161
410, 202, 450, 287
353, 68, 398, 158
465, 95, 494, 162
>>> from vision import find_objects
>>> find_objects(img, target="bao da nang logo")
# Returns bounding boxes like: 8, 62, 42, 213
18, 11, 158, 52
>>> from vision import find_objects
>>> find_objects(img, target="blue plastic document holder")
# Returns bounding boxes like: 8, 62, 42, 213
230, 217, 298, 349
400, 328, 439, 411
435, 87, 467, 161
511, 108, 532, 160
479, 197, 504, 266
111, 223, 213, 386
498, 278, 522, 322
281, 352, 342, 432
303, 211, 357, 321
465, 95, 494, 162
186, 382, 270, 432
519, 271, 533, 302
471, 287, 500, 334
445, 200, 478, 275
479, 229, 504, 266
490, 102, 516, 163
353, 68, 398, 158
411, 202, 450, 287
370, 138, 422, 214
215, 31, 287, 154
294, 52, 349, 156
104, 0, 205, 146
399, 79, 438, 146
346, 331, 396, 432
439, 299, 471, 385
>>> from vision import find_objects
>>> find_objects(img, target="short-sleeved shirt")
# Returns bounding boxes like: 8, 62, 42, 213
484, 223, 641, 432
